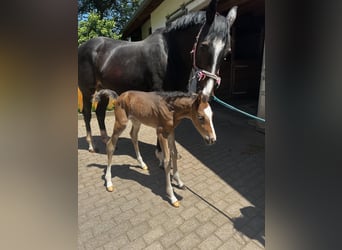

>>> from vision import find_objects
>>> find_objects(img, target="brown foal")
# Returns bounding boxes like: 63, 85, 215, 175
94, 89, 216, 207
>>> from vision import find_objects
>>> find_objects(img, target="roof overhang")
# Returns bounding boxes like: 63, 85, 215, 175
122, 0, 164, 39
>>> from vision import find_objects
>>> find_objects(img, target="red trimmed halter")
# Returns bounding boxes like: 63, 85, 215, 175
190, 24, 222, 88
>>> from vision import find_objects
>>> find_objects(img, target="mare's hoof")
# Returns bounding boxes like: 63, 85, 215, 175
172, 201, 180, 208
106, 186, 114, 192
142, 165, 148, 170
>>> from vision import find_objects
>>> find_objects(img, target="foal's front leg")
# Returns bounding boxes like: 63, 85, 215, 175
158, 131, 179, 207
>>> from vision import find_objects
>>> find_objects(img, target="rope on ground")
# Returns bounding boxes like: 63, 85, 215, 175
212, 96, 266, 123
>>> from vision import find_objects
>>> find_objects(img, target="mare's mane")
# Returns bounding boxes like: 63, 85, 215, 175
165, 12, 206, 32
164, 10, 228, 41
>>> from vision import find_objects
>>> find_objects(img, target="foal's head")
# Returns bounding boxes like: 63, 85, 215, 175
191, 93, 216, 145
194, 5, 238, 99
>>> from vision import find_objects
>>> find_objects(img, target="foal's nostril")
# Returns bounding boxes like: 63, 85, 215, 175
204, 136, 216, 145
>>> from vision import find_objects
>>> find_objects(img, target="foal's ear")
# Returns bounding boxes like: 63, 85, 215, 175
206, 0, 218, 25
226, 6, 238, 26
196, 92, 209, 104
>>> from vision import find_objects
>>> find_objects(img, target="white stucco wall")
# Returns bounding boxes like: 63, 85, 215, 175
141, 18, 151, 39
150, 0, 208, 32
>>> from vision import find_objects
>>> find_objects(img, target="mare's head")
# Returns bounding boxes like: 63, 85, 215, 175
190, 93, 217, 145
194, 3, 238, 100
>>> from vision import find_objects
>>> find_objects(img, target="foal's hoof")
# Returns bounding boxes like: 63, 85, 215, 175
106, 186, 114, 192
179, 185, 187, 190
172, 201, 180, 208
142, 165, 148, 170
88, 147, 99, 153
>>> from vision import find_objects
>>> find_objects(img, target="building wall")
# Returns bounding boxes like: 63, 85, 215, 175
150, 0, 207, 32
151, 0, 185, 32
141, 18, 151, 39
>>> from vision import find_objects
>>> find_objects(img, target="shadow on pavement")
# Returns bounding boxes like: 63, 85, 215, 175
174, 103, 265, 245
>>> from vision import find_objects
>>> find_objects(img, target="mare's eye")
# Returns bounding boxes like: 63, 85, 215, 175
200, 41, 209, 47
198, 116, 205, 122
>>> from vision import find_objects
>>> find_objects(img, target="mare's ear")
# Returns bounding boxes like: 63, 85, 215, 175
226, 6, 238, 26
206, 0, 218, 25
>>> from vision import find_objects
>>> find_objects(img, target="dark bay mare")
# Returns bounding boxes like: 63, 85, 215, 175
78, 0, 237, 152
93, 89, 216, 207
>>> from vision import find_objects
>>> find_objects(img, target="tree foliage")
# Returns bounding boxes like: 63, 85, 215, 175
78, 0, 140, 36
78, 12, 120, 45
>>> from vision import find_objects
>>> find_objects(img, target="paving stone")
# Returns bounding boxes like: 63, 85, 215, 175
119, 238, 146, 250
196, 221, 218, 238
242, 241, 264, 250
143, 225, 165, 245
103, 234, 128, 250
162, 215, 184, 231
214, 222, 235, 241
179, 217, 200, 234
176, 232, 201, 250
217, 236, 244, 250
160, 228, 184, 248
144, 241, 164, 250
126, 222, 151, 241
198, 234, 223, 250
148, 211, 170, 228
180, 206, 200, 220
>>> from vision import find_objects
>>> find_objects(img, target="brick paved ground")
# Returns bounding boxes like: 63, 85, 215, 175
78, 103, 265, 249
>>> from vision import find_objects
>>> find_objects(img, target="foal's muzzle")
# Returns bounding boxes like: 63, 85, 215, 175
204, 136, 216, 145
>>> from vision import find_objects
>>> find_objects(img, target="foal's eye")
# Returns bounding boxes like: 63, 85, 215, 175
198, 116, 205, 122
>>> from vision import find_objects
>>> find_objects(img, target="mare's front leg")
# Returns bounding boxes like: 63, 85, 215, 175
158, 130, 179, 207
95, 94, 110, 143
130, 120, 148, 170
155, 137, 181, 169
82, 90, 96, 152
105, 108, 128, 192
155, 139, 164, 168
168, 132, 185, 189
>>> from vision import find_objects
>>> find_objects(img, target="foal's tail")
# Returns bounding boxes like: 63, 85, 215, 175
93, 89, 119, 102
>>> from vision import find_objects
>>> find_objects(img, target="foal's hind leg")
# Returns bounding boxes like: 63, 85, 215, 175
169, 132, 185, 189
105, 108, 128, 192
95, 94, 110, 143
130, 120, 148, 170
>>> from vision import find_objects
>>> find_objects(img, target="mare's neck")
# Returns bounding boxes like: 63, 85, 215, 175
163, 25, 202, 90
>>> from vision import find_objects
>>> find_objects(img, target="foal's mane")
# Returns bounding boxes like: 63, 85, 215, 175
156, 91, 197, 102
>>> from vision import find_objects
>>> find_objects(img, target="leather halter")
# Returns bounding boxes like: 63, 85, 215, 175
190, 24, 222, 89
